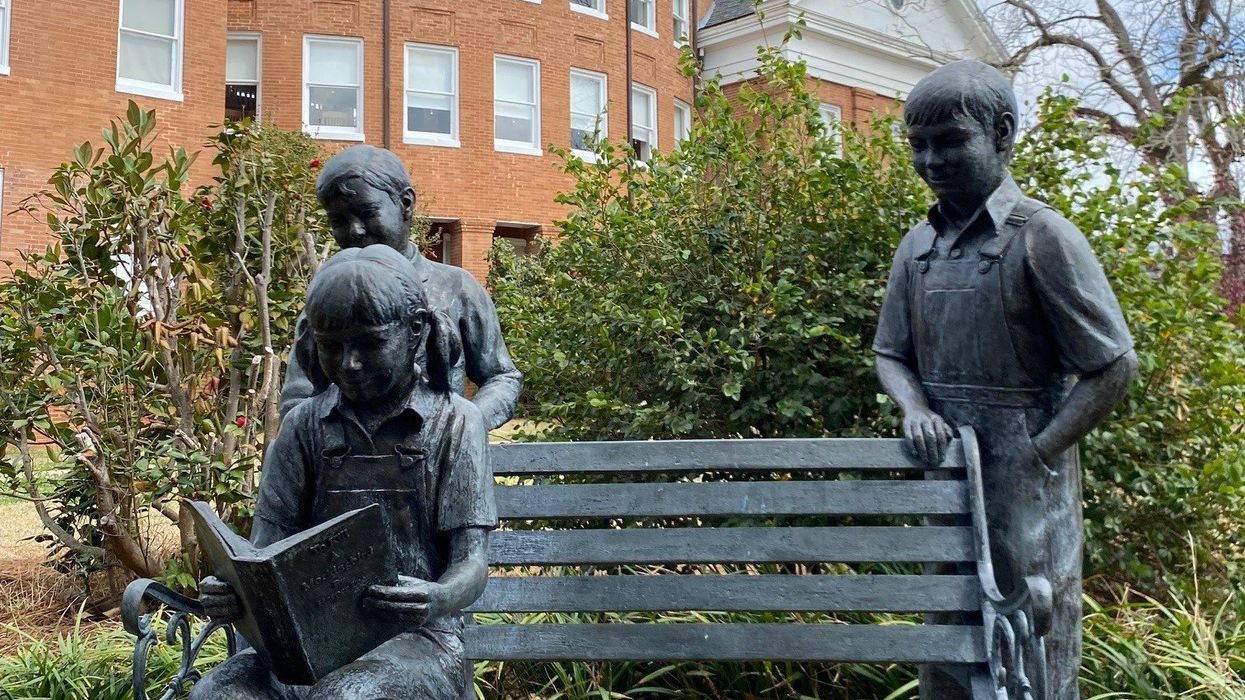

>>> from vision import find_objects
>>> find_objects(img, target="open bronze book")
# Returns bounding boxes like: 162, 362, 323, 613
187, 501, 404, 685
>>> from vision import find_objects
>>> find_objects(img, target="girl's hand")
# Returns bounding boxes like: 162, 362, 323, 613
199, 576, 243, 623
363, 575, 448, 626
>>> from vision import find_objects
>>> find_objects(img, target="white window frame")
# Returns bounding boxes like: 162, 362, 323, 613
629, 0, 656, 37
404, 43, 459, 147
630, 82, 657, 162
494, 55, 542, 157
115, 0, 184, 101
570, 0, 607, 20
819, 102, 843, 156
570, 68, 607, 162
303, 35, 364, 142
225, 32, 262, 121
0, 0, 11, 75
673, 0, 689, 45
673, 99, 691, 145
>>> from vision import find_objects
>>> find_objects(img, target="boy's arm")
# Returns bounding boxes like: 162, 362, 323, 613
873, 231, 953, 465
459, 272, 523, 431
1025, 213, 1137, 462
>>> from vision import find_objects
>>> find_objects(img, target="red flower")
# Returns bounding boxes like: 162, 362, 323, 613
234, 415, 248, 428
201, 197, 212, 210
310, 159, 322, 169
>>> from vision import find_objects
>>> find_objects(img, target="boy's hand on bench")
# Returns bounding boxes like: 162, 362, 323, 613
199, 576, 243, 623
903, 409, 954, 466
364, 575, 447, 626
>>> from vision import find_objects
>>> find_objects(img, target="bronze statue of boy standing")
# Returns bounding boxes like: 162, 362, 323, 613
873, 60, 1137, 699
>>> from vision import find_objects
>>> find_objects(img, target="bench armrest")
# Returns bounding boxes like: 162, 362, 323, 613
121, 578, 238, 700
958, 427, 1051, 700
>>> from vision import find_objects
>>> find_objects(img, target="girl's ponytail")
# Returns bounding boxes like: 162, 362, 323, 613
424, 310, 462, 393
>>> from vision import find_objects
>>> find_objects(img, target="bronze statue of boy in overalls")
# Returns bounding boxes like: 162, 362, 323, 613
281, 145, 522, 431
873, 60, 1137, 699
194, 244, 496, 699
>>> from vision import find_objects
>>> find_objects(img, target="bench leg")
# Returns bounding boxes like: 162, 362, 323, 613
970, 668, 1003, 700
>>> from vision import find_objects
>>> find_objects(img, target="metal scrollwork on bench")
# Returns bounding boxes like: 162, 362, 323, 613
959, 426, 1052, 700
122, 578, 238, 700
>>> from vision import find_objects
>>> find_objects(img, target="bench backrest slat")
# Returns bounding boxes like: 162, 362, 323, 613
489, 526, 975, 566
464, 623, 988, 665
469, 574, 981, 613
495, 480, 968, 519
491, 438, 963, 475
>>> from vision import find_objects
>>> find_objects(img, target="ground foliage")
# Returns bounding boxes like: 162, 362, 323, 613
490, 41, 1245, 604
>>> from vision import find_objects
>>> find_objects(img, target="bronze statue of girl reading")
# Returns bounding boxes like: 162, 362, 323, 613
194, 244, 496, 699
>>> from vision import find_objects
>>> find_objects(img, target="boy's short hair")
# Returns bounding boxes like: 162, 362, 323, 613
315, 145, 413, 210
904, 60, 1018, 146
306, 245, 427, 332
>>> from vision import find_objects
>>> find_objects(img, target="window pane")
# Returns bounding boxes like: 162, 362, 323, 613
408, 50, 453, 93
226, 39, 259, 83
496, 103, 534, 143
408, 108, 451, 135
407, 92, 452, 134
571, 0, 600, 9
122, 0, 176, 37
496, 61, 534, 104
226, 84, 258, 120
309, 41, 360, 85
118, 33, 174, 86
631, 89, 653, 129
571, 75, 602, 116
307, 85, 359, 128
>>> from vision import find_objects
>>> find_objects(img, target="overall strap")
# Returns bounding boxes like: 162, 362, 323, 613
977, 198, 1050, 274
320, 418, 348, 470
910, 221, 938, 274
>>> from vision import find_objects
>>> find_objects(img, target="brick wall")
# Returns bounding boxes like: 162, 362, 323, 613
0, 0, 227, 260
0, 1, 897, 282
229, 0, 696, 281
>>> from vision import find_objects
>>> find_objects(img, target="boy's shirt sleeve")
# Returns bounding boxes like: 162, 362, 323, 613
1024, 210, 1134, 376
457, 271, 523, 431
872, 231, 916, 365
252, 402, 315, 546
437, 397, 498, 533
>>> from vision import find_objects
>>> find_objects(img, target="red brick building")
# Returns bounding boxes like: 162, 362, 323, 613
0, 0, 1000, 281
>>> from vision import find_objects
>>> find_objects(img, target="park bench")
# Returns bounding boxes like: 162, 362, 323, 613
123, 427, 1050, 700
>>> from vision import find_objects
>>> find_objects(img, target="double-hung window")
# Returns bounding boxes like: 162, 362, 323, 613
570, 0, 607, 18
629, 0, 655, 35
226, 34, 260, 121
673, 0, 689, 44
494, 55, 541, 156
116, 0, 183, 100
405, 44, 458, 146
570, 69, 607, 161
819, 103, 843, 156
0, 0, 11, 75
304, 36, 364, 140
674, 99, 691, 145
630, 83, 656, 162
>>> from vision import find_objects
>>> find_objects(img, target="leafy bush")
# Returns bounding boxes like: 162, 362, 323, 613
0, 105, 330, 594
491, 41, 925, 441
